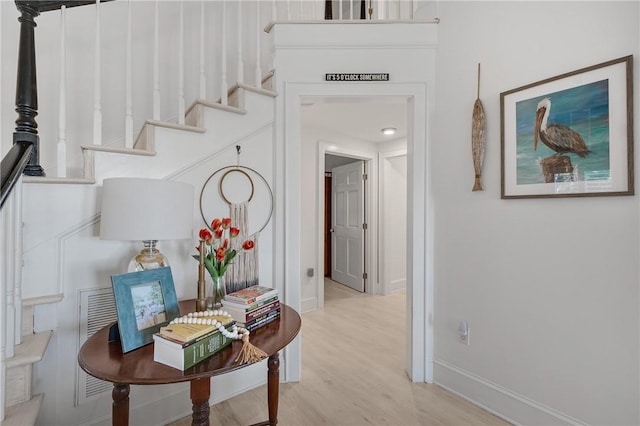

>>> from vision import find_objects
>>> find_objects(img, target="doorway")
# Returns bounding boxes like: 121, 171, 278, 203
325, 155, 366, 293
288, 82, 432, 382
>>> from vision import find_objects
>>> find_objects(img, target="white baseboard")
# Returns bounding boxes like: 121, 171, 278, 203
385, 278, 406, 295
301, 297, 317, 314
434, 360, 587, 426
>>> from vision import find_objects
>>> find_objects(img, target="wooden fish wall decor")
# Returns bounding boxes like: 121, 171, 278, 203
472, 63, 486, 191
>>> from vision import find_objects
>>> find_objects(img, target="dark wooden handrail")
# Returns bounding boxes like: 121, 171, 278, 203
1, 141, 33, 209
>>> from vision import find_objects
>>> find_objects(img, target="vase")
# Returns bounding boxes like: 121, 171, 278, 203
210, 275, 227, 309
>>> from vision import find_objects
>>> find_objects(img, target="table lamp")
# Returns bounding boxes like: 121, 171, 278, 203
100, 177, 194, 272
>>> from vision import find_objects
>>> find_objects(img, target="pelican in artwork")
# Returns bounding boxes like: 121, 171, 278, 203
534, 97, 591, 158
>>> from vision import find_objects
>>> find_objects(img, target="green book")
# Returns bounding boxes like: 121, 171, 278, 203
153, 327, 233, 371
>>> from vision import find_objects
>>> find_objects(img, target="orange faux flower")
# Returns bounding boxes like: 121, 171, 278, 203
215, 247, 226, 262
195, 217, 251, 279
199, 228, 212, 243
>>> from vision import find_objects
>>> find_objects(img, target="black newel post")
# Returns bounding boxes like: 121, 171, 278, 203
14, 1, 45, 177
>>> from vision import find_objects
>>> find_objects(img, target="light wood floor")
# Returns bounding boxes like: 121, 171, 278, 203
170, 279, 510, 425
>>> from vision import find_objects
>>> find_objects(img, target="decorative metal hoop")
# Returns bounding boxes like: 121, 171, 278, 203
219, 169, 255, 204
199, 165, 273, 235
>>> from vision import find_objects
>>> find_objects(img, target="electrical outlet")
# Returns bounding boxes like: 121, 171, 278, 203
459, 328, 470, 345
458, 321, 470, 346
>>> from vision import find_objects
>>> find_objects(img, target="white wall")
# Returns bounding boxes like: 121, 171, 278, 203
433, 2, 639, 425
380, 147, 407, 294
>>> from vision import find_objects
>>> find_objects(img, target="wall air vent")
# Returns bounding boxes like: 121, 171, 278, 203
76, 287, 117, 405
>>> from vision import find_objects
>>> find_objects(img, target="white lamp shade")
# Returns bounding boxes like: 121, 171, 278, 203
100, 178, 194, 241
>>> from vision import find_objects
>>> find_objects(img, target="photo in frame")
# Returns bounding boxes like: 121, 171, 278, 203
500, 55, 633, 198
111, 266, 180, 353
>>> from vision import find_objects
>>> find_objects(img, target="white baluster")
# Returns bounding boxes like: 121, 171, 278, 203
12, 180, 23, 347
255, 1, 262, 87
4, 196, 15, 359
286, 0, 291, 20
221, 0, 228, 105
57, 5, 67, 175
93, 0, 102, 145
350, 0, 353, 19
397, 0, 401, 19
200, 0, 206, 98
125, 0, 133, 148
153, 0, 160, 120
177, 1, 185, 124
237, 0, 244, 84
0, 6, 4, 418
339, 0, 343, 20
272, 0, 277, 21
1, 198, 7, 423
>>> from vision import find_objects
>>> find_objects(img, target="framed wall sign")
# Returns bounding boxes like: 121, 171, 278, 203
111, 266, 180, 352
500, 55, 633, 199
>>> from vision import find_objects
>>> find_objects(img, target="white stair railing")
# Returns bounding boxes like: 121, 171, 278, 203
57, 5, 67, 176
177, 1, 185, 124
237, 0, 244, 85
17, 0, 421, 179
0, 177, 26, 421
125, 0, 134, 148
221, 0, 228, 106
92, 0, 102, 146
200, 0, 207, 98
153, 0, 160, 120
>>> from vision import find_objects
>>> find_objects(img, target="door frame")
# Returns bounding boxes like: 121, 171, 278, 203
279, 82, 433, 383
379, 148, 408, 296
318, 147, 376, 309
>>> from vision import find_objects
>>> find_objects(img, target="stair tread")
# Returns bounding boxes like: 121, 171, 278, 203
6, 331, 52, 368
237, 82, 277, 98
23, 177, 96, 185
187, 98, 247, 115
145, 119, 206, 133
81, 145, 156, 156
22, 294, 64, 308
0, 394, 43, 426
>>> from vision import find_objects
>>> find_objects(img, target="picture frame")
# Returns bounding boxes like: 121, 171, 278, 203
500, 55, 633, 199
111, 266, 180, 353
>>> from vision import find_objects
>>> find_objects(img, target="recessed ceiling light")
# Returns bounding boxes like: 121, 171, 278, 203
381, 127, 397, 136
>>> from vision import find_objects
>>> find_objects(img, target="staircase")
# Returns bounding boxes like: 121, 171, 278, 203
5, 75, 277, 426
1, 298, 56, 426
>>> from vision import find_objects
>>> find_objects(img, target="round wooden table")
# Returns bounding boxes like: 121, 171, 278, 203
78, 301, 301, 426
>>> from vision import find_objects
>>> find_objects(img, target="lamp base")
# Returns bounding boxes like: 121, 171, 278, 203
128, 240, 169, 272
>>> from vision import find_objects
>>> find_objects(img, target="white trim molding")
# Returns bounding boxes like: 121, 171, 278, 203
434, 360, 588, 426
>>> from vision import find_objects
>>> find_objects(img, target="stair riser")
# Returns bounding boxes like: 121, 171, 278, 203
6, 365, 32, 407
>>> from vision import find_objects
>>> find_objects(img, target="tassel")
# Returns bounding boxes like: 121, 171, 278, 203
234, 333, 267, 365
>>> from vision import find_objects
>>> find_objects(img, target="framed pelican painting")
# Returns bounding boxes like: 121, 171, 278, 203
500, 55, 633, 199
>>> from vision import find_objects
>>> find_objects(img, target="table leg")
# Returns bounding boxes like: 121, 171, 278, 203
190, 377, 211, 426
112, 383, 130, 426
267, 353, 280, 426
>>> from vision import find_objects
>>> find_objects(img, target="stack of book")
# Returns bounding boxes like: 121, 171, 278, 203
223, 285, 280, 331
153, 312, 235, 370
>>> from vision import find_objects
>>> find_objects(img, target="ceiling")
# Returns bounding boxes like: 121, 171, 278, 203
300, 96, 407, 144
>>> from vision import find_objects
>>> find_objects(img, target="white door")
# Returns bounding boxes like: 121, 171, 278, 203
331, 160, 365, 292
